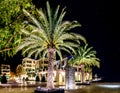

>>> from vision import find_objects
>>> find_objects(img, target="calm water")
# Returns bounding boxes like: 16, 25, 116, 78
0, 82, 120, 93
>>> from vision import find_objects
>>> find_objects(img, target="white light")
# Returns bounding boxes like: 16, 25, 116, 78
97, 84, 120, 88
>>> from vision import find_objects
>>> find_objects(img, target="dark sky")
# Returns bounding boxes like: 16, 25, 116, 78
1, 0, 120, 82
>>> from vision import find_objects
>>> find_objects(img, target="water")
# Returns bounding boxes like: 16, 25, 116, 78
66, 82, 120, 93
0, 82, 120, 93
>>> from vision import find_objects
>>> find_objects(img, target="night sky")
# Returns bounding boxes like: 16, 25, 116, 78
1, 0, 120, 82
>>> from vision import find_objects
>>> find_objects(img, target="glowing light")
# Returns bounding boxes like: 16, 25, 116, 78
97, 84, 120, 88
59, 73, 63, 83
61, 71, 65, 76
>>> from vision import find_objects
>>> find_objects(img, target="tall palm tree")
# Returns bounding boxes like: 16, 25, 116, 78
69, 44, 100, 83
16, 1, 86, 89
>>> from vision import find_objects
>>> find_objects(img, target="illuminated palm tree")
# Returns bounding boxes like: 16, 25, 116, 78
69, 44, 100, 83
16, 1, 86, 89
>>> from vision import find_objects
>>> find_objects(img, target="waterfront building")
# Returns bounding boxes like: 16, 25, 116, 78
22, 57, 92, 83
22, 58, 37, 80
1, 64, 10, 79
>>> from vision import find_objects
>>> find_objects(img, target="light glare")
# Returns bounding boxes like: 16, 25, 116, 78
97, 84, 120, 88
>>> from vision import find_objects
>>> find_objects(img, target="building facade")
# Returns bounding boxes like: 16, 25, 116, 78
22, 57, 92, 83
22, 58, 37, 80
1, 64, 10, 79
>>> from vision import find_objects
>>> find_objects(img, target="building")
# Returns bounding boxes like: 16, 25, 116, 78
22, 57, 92, 83
1, 64, 10, 79
22, 58, 37, 80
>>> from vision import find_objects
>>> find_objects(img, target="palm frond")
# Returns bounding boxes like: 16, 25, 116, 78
46, 1, 52, 32
23, 9, 42, 30
69, 44, 100, 68
17, 1, 86, 61
56, 49, 63, 61
36, 9, 49, 32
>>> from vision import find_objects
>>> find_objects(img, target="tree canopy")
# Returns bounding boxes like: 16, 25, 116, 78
69, 44, 100, 68
0, 0, 35, 59
16, 1, 86, 60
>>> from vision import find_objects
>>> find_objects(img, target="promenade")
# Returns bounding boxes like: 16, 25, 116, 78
1, 82, 120, 93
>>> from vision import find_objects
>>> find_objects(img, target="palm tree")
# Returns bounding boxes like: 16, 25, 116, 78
16, 1, 86, 89
69, 44, 100, 83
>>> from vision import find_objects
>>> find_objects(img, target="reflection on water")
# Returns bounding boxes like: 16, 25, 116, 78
96, 84, 120, 88
65, 83, 120, 93
0, 82, 120, 93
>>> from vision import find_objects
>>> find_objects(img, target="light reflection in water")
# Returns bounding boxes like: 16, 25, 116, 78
59, 85, 86, 90
97, 84, 120, 88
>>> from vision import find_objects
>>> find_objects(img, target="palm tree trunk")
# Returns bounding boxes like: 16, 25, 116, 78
47, 48, 55, 89
80, 64, 85, 83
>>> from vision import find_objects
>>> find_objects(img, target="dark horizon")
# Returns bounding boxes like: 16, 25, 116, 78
0, 0, 120, 82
